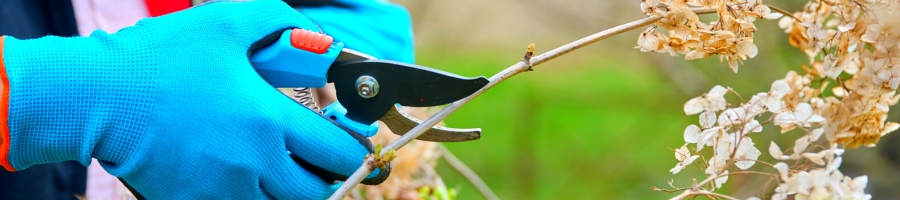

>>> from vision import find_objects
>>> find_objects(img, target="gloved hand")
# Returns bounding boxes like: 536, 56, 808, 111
297, 0, 415, 63
0, 0, 392, 199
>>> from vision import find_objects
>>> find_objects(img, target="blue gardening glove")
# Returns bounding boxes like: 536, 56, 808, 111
297, 0, 415, 63
0, 0, 398, 199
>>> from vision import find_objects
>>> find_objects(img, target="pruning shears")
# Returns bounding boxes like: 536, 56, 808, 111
249, 28, 489, 184
120, 29, 487, 200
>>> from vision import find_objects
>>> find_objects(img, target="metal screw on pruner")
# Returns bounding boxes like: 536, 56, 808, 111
356, 75, 379, 99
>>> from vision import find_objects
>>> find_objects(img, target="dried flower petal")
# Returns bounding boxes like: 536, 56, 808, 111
795, 135, 810, 155
719, 108, 748, 126
765, 12, 784, 20
775, 103, 824, 127
742, 119, 763, 134
684, 98, 703, 115
823, 55, 846, 78
810, 128, 825, 142
852, 176, 868, 191
685, 50, 709, 60
714, 170, 729, 188
827, 157, 842, 172
684, 85, 729, 115
802, 152, 826, 165
671, 145, 700, 174
716, 133, 736, 157
684, 124, 702, 143
669, 161, 688, 174
838, 22, 856, 32
794, 103, 813, 122
769, 141, 784, 160
735, 137, 761, 169
676, 145, 690, 161
771, 80, 791, 97
700, 111, 717, 128
697, 127, 723, 151
883, 122, 900, 136
861, 24, 882, 43
774, 162, 789, 180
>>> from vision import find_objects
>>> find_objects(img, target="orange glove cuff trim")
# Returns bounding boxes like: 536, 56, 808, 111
0, 36, 13, 171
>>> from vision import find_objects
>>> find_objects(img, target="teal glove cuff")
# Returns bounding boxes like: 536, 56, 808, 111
3, 26, 157, 170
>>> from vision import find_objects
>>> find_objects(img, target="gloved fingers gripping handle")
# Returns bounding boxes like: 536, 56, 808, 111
248, 30, 292, 58
198, 0, 390, 186
262, 153, 338, 200
286, 107, 390, 185
121, 153, 342, 200
249, 30, 390, 184
236, 2, 390, 184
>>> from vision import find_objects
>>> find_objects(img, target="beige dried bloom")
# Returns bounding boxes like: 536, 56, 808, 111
637, 27, 667, 52
655, 0, 900, 199
774, 102, 825, 131
683, 85, 728, 114
768, 141, 790, 160
678, 84, 765, 188
683, 111, 726, 151
732, 136, 761, 169
770, 146, 871, 200
640, 0, 775, 72
757, 80, 791, 113
670, 145, 700, 174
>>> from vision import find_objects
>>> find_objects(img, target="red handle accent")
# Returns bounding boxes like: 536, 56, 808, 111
290, 29, 333, 54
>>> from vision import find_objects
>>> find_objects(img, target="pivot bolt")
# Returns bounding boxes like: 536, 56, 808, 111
356, 76, 379, 99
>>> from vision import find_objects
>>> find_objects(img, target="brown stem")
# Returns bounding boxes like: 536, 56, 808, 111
767, 5, 800, 21
437, 144, 500, 200
329, 7, 727, 200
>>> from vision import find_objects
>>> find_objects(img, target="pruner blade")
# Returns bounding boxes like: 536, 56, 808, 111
381, 104, 481, 142
328, 50, 488, 142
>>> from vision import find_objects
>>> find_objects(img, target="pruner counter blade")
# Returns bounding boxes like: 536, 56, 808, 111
380, 104, 481, 142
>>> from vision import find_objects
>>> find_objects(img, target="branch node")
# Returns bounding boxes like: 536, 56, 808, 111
523, 43, 535, 71
369, 144, 397, 169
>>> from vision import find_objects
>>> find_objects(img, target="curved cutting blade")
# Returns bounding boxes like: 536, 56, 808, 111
328, 59, 489, 124
381, 104, 481, 142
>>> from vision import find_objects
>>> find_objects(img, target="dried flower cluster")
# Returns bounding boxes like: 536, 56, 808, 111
779, 0, 900, 148
642, 0, 900, 199
638, 0, 783, 72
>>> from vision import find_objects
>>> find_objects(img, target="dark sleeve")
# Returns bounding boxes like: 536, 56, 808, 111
0, 162, 87, 200
282, 0, 350, 8
0, 1, 86, 199
0, 0, 79, 39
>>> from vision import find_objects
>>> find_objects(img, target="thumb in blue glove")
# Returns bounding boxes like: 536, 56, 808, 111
0, 0, 388, 199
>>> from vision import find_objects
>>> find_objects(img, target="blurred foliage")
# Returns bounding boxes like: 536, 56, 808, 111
391, 0, 900, 199
417, 48, 693, 199
422, 48, 689, 199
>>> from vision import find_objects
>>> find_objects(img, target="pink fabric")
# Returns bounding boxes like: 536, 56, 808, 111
72, 1, 149, 199
72, 0, 150, 36
86, 159, 132, 200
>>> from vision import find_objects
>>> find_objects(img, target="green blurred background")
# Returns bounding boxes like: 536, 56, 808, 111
387, 0, 900, 199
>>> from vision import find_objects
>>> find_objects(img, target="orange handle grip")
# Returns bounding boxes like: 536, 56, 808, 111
290, 28, 333, 54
